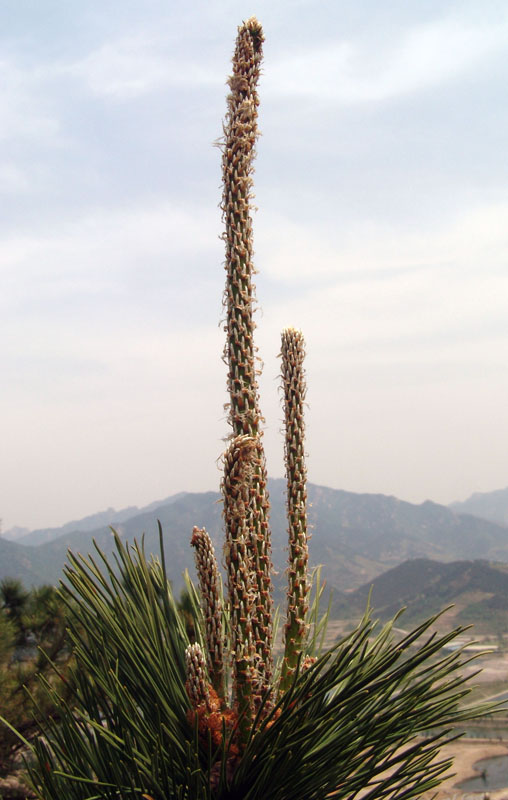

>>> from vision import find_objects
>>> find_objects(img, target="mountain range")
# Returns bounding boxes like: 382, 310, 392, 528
2, 481, 508, 602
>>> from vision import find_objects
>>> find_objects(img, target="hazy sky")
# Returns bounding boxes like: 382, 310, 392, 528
2, 0, 508, 530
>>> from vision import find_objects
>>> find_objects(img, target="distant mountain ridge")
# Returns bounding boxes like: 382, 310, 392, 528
2, 481, 508, 595
3, 493, 188, 546
450, 487, 508, 527
1, 525, 30, 542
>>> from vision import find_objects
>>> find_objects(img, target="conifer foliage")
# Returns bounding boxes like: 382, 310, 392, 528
3, 17, 491, 800
0, 582, 70, 793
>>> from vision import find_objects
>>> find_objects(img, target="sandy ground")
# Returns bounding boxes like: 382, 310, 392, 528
420, 739, 508, 800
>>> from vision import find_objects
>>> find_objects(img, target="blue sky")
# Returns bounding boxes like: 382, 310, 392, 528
2, 0, 508, 529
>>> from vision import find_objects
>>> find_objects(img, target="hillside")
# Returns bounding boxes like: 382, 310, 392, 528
333, 558, 508, 633
2, 481, 508, 595
0, 537, 44, 586
450, 487, 508, 527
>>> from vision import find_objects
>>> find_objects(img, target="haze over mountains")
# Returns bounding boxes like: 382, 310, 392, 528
2, 481, 508, 606
450, 487, 508, 527
3, 493, 187, 547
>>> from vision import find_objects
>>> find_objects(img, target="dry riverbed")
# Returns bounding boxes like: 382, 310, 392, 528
420, 738, 508, 800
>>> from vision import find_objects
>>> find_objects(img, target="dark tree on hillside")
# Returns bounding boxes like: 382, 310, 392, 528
0, 582, 72, 790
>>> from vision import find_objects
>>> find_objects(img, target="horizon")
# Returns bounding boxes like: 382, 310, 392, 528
2, 2, 507, 530
4, 476, 507, 535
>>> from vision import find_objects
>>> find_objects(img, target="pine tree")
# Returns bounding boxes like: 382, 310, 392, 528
2, 17, 493, 800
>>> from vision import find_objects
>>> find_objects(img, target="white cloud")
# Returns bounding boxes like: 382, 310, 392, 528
66, 35, 222, 99
0, 200, 220, 299
266, 14, 508, 103
0, 56, 61, 143
250, 201, 508, 392
257, 202, 508, 282
0, 162, 30, 193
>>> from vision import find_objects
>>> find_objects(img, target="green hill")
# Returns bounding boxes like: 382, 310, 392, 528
333, 557, 508, 633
